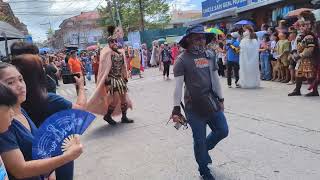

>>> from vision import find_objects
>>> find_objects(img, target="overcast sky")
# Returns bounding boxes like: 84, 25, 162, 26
5, 0, 202, 42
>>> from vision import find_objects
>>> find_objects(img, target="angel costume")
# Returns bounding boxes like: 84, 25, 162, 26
86, 26, 133, 125
239, 31, 260, 88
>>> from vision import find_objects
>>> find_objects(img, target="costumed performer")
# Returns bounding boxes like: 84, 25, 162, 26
86, 26, 134, 125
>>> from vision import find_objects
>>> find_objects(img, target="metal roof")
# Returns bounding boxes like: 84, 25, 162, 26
0, 21, 24, 41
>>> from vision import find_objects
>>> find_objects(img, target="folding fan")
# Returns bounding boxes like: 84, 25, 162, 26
32, 109, 96, 160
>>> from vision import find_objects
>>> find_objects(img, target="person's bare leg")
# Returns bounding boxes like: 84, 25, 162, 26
103, 92, 119, 125
282, 67, 290, 83
120, 93, 134, 123
288, 68, 295, 84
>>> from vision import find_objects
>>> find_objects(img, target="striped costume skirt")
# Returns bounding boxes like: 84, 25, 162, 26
105, 75, 128, 95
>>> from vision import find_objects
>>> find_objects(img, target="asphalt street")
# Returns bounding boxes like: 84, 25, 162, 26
57, 68, 320, 180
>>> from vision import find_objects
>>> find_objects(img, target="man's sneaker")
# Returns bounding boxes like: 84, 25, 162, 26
228, 85, 232, 88
202, 173, 215, 180
103, 115, 117, 125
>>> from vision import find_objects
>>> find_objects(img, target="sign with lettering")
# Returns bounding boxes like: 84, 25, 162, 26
202, 0, 248, 17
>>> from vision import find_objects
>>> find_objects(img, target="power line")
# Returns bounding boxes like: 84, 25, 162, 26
5, 0, 94, 3
14, 13, 82, 16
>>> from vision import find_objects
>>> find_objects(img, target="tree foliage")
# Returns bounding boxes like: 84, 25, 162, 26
98, 0, 170, 35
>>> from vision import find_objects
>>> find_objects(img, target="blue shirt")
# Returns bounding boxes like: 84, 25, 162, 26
226, 39, 240, 62
46, 93, 72, 117
0, 109, 42, 180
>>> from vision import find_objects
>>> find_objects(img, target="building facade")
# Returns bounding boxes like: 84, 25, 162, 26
0, 0, 28, 35
52, 11, 103, 50
168, 10, 202, 28
190, 0, 316, 30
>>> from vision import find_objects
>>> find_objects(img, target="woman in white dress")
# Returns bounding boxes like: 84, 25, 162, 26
150, 41, 159, 66
239, 25, 261, 88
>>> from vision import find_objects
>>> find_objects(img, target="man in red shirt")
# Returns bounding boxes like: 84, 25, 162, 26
68, 50, 82, 74
68, 50, 84, 94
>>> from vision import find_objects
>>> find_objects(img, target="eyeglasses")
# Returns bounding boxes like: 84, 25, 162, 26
109, 39, 118, 44
299, 22, 311, 27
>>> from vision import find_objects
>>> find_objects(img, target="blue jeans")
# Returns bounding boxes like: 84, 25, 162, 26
85, 64, 92, 81
55, 161, 74, 180
185, 110, 229, 176
260, 53, 271, 80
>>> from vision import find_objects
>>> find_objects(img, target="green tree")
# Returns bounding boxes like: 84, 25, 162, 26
98, 0, 170, 34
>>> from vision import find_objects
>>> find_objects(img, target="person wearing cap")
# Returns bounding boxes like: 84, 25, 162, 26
171, 25, 228, 180
225, 32, 240, 87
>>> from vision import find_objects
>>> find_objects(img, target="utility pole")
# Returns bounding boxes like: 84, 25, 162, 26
138, 0, 145, 31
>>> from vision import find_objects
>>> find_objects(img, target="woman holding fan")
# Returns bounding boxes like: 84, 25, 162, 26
11, 54, 87, 180
0, 62, 83, 180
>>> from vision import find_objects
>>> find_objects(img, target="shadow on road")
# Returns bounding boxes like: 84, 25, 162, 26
83, 123, 129, 141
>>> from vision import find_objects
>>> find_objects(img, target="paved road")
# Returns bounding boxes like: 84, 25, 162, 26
57, 68, 320, 180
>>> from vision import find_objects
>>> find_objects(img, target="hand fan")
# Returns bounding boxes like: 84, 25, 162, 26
32, 109, 96, 160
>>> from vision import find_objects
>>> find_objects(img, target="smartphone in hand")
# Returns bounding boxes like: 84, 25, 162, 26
62, 73, 80, 84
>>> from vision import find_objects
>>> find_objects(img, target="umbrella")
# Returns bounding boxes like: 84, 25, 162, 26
39, 47, 51, 54
286, 8, 314, 18
86, 45, 97, 51
234, 20, 254, 26
205, 28, 224, 35
157, 38, 166, 42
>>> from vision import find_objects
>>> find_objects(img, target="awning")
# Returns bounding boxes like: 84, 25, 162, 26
0, 21, 24, 41
237, 0, 284, 14
186, 8, 237, 26
187, 0, 285, 25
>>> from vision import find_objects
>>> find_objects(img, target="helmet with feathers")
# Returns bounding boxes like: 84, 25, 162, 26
107, 25, 117, 44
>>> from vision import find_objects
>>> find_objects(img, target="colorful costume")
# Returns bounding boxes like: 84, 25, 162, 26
105, 52, 128, 95
87, 26, 133, 123
295, 34, 317, 79
289, 10, 319, 96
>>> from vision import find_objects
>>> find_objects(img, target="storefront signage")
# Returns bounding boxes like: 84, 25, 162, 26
202, 0, 248, 17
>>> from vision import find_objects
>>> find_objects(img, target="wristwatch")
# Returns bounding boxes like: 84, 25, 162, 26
218, 98, 224, 103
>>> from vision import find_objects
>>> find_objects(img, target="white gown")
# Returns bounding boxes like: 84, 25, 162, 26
150, 46, 158, 66
239, 32, 260, 89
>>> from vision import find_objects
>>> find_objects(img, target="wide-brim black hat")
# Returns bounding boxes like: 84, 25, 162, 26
179, 24, 215, 49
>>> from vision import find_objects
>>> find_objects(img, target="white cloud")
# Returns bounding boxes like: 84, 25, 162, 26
169, 0, 199, 11
7, 0, 106, 42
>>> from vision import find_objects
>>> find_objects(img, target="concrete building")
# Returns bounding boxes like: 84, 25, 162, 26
168, 9, 202, 28
189, 0, 315, 29
52, 11, 103, 50
0, 0, 28, 35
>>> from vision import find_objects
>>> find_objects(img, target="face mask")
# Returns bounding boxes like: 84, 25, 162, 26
189, 44, 206, 55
